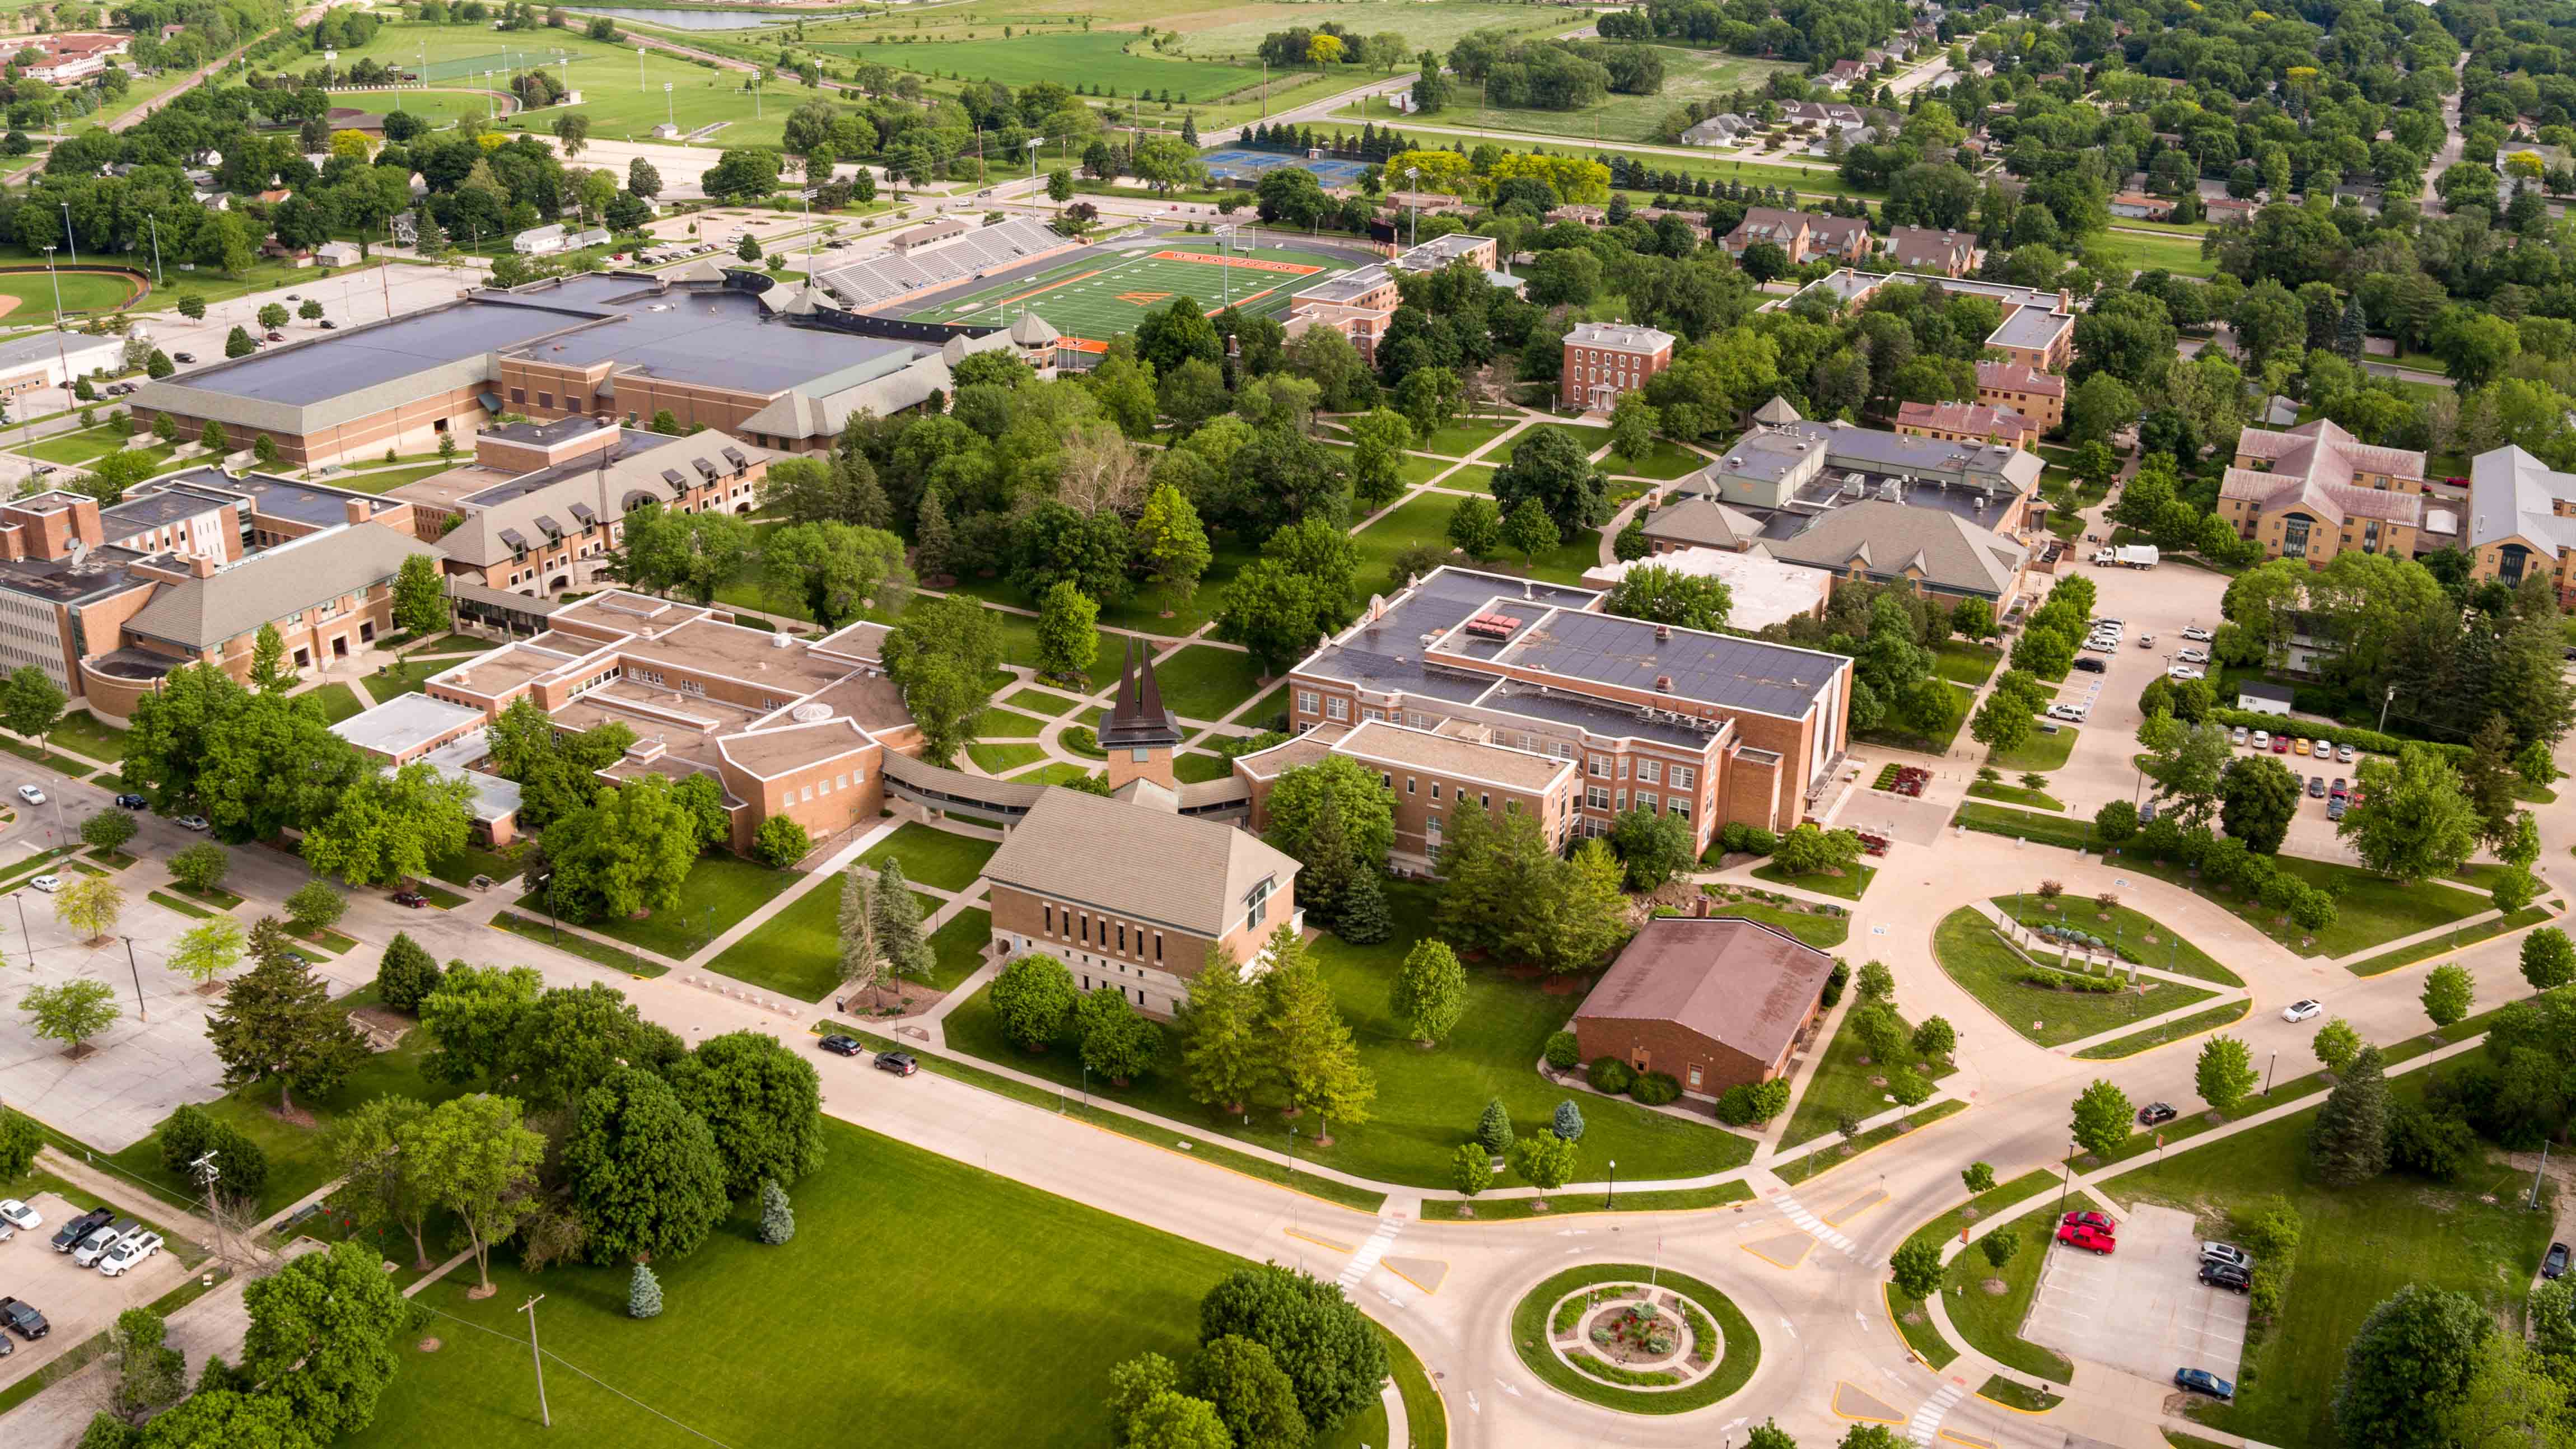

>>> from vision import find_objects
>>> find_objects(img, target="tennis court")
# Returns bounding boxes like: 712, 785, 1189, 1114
902, 244, 1352, 350
1199, 148, 1372, 187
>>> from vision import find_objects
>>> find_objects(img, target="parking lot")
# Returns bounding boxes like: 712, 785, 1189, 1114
0, 1193, 191, 1388
2022, 1202, 2247, 1386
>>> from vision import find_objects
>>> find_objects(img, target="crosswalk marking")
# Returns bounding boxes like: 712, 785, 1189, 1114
1908, 1382, 1964, 1445
1339, 1217, 1401, 1291
1770, 1190, 1857, 1254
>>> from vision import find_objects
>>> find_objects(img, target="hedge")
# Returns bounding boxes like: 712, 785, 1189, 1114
2018, 964, 2124, 994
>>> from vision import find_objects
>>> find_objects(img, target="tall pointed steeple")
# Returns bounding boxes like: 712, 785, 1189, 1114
1101, 637, 1182, 791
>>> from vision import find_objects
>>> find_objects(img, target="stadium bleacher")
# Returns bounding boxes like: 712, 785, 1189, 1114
814, 218, 1071, 310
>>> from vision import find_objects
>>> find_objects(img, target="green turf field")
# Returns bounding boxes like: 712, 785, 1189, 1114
1353, 44, 1801, 144
903, 244, 1351, 343
0, 269, 141, 321
312, 22, 791, 147
811, 31, 1258, 98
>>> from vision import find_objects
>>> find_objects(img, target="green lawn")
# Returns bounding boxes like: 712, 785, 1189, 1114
1966, 781, 2065, 811
1604, 437, 1709, 480
426, 840, 522, 888
1855, 681, 1976, 755
305, 682, 367, 725
1780, 997, 1957, 1150
1349, 494, 1463, 602
1493, 422, 1610, 465
704, 875, 856, 1002
1148, 645, 1269, 724
1395, 453, 1460, 487
1698, 896, 1850, 948
326, 461, 468, 494
1002, 687, 1079, 718
1989, 893, 2243, 987
968, 740, 1047, 774
976, 709, 1047, 740
492, 911, 667, 978
945, 882, 1752, 1189
1931, 908, 2215, 1048
2071, 1000, 2252, 1060
2117, 1078, 2555, 1448
516, 853, 796, 963
44, 710, 125, 763
1014, 761, 1102, 787
1945, 1211, 2075, 1381
1886, 1167, 2062, 1372
1174, 751, 1235, 784
2089, 227, 2218, 278
857, 821, 997, 893
1751, 861, 1877, 900
338, 1116, 1379, 1449
925, 906, 992, 992
1933, 643, 2004, 689
1419, 419, 1515, 458
1990, 724, 2078, 773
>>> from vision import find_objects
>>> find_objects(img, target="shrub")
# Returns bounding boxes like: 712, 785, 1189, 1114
1588, 1056, 1634, 1095
2020, 964, 2122, 993
628, 1264, 663, 1318
1630, 1071, 1682, 1105
1821, 959, 1851, 1007
283, 881, 344, 934
158, 1106, 270, 1207
1543, 1030, 1580, 1069
374, 932, 442, 1013
1715, 1083, 1760, 1124
757, 1179, 795, 1244
1717, 822, 1777, 857
753, 813, 811, 867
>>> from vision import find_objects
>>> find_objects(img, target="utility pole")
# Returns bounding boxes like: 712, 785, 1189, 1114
520, 1293, 551, 1427
119, 936, 144, 1022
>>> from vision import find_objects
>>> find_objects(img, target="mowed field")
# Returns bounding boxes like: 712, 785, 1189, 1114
1169, 0, 1572, 58
1392, 44, 1802, 142
0, 268, 141, 321
811, 31, 1260, 99
904, 245, 1351, 342
318, 22, 792, 147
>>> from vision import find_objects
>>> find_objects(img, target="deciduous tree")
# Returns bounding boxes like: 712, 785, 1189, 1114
2069, 1078, 2132, 1157
563, 1067, 729, 1264
21, 979, 116, 1055
2195, 1034, 2258, 1113
240, 1240, 422, 1440
1390, 938, 1466, 1046
669, 1030, 825, 1196
404, 1092, 544, 1294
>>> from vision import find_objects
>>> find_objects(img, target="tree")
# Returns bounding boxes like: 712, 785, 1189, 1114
563, 1067, 729, 1264
1476, 1097, 1514, 1154
169, 843, 230, 895
1184, 1334, 1304, 1449
0, 665, 63, 751
669, 1030, 824, 1196
1262, 927, 1375, 1137
1135, 483, 1212, 619
871, 859, 934, 989
404, 1093, 543, 1294
2070, 1078, 2132, 1157
1772, 823, 1861, 878
1501, 496, 1556, 564
1263, 756, 1395, 876
881, 595, 1005, 766
54, 875, 122, 943
1452, 1143, 1492, 1196
1606, 805, 1695, 891
107, 1307, 186, 1423
1911, 1016, 1956, 1063
391, 554, 446, 638
1889, 1238, 1945, 1300
170, 917, 247, 992
2526, 927, 2576, 990
1197, 1265, 1387, 1435
329, 1096, 435, 1269
240, 1240, 422, 1441
540, 774, 699, 922
627, 1264, 662, 1319
2334, 1286, 2491, 1448
1489, 423, 1607, 541
992, 952, 1077, 1050
1034, 579, 1099, 685
753, 814, 810, 867
300, 763, 475, 890
628, 156, 662, 198
417, 963, 542, 1087
2312, 1016, 2363, 1074
757, 1178, 795, 1245
1390, 938, 1466, 1046
1345, 406, 1415, 511
207, 923, 365, 1113
1077, 988, 1160, 1085
1446, 496, 1502, 557
1602, 563, 1730, 632
1508, 1129, 1578, 1198
1177, 946, 1262, 1113
21, 979, 116, 1056
2312, 1043, 2392, 1186
2217, 755, 2302, 853
2338, 746, 2480, 882
284, 881, 345, 936
2422, 962, 2474, 1029
80, 809, 136, 855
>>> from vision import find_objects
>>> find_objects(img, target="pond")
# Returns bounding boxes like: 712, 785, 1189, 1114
559, 7, 800, 30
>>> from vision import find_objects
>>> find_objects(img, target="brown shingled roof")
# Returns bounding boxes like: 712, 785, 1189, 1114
1573, 917, 1837, 1065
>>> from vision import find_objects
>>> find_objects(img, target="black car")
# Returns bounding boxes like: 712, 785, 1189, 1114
2073, 657, 2107, 674
2200, 1261, 2252, 1293
318, 320, 337, 330
390, 890, 427, 908
2138, 1101, 2177, 1127
2308, 775, 2327, 797
2175, 1368, 2234, 1401
874, 1050, 918, 1076
2548, 1242, 2570, 1281
170, 352, 194, 363
0, 1298, 47, 1340
49, 1206, 110, 1252
817, 1034, 862, 1057
113, 793, 146, 810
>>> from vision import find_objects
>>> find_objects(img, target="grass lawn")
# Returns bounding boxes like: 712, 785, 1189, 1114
1776, 1100, 1965, 1184
1780, 999, 1958, 1149
2345, 906, 2554, 977
0, 735, 92, 778
857, 821, 996, 894
1494, 422, 1610, 464
2090, 228, 2218, 278
426, 840, 522, 888
1855, 681, 1976, 755
1443, 462, 1499, 493
1014, 761, 1101, 787
1933, 642, 2004, 689
968, 740, 1047, 774
1149, 645, 1269, 723
1348, 494, 1463, 601
1751, 861, 1876, 900
1698, 896, 1850, 948
1173, 751, 1235, 784
1604, 437, 1709, 479
104, 988, 470, 1216
1419, 418, 1515, 458
44, 711, 125, 763
491, 912, 666, 977
1238, 681, 1291, 732
338, 1116, 1364, 1449
1002, 687, 1079, 717
1931, 908, 2215, 1048
2071, 1000, 2252, 1060
1989, 893, 2243, 988
326, 461, 468, 494
304, 682, 366, 725
1402, 44, 1797, 142
2116, 1079, 2555, 1448
516, 853, 796, 963
704, 876, 858, 1002
1990, 724, 2078, 773
1395, 454, 1460, 487
359, 657, 447, 704
946, 882, 1753, 1189
925, 906, 992, 992
414, 633, 501, 655
1886, 1166, 2063, 1366
1946, 1212, 2074, 1381
1967, 781, 2065, 811
975, 709, 1047, 740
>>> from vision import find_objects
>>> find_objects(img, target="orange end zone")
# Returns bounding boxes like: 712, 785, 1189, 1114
1150, 250, 1326, 276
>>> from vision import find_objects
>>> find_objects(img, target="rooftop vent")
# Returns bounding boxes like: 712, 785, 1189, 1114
1654, 623, 1672, 642
1655, 675, 1673, 693
770, 633, 792, 649
791, 702, 833, 723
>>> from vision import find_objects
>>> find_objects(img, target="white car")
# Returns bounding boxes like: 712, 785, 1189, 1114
2138, 633, 2157, 648
2182, 625, 2214, 642
174, 815, 209, 832
2231, 726, 2250, 746
26, 876, 58, 894
13, 786, 40, 806
2283, 999, 2325, 1023
2252, 730, 2272, 750
2336, 744, 2355, 763
2167, 665, 2206, 681
2046, 704, 2089, 722
2177, 648, 2211, 663
95, 1231, 161, 1278
0, 1200, 40, 1232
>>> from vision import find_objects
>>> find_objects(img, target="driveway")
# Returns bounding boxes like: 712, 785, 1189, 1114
0, 1194, 189, 1392
2022, 1202, 2247, 1385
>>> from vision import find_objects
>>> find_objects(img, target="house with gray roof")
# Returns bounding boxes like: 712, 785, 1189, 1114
1754, 497, 2032, 605
2464, 445, 2576, 601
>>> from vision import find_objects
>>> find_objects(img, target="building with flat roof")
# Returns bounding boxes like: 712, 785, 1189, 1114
129, 271, 962, 470
1562, 321, 1677, 411
1572, 913, 1837, 1100
1238, 716, 1581, 871
2220, 419, 2429, 567
0, 329, 129, 400
1284, 567, 1852, 845
1582, 548, 1833, 632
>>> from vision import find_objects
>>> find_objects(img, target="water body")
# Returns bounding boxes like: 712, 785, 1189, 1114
559, 7, 797, 30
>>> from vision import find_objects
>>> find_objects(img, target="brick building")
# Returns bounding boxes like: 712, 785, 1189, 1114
1976, 361, 2065, 433
2218, 419, 2430, 565
2467, 445, 2576, 605
1238, 717, 1581, 872
1571, 915, 1836, 1099
1895, 399, 2039, 451
1562, 321, 1677, 411
1719, 208, 1874, 265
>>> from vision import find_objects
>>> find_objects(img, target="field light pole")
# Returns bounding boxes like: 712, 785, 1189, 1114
637, 45, 645, 91
146, 216, 162, 285
60, 202, 73, 265
664, 82, 675, 130
40, 248, 68, 398
1404, 165, 1420, 247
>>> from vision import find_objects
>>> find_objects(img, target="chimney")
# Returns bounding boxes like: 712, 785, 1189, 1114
344, 497, 370, 525
1655, 623, 1672, 642
188, 553, 214, 579
1655, 675, 1673, 693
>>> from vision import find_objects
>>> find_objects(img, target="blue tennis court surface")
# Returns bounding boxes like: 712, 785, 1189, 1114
1199, 148, 1372, 186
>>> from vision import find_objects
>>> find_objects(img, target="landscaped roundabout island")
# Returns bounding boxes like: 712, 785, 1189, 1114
1511, 1263, 1761, 1413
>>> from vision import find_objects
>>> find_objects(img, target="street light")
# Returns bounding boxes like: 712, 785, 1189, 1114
59, 201, 73, 265
1604, 1158, 1617, 1207
39, 247, 66, 410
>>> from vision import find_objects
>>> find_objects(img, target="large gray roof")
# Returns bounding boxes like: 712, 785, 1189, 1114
2470, 445, 2576, 557
1477, 604, 1843, 721
125, 523, 430, 649
981, 788, 1298, 945
1756, 498, 2028, 599
437, 429, 761, 567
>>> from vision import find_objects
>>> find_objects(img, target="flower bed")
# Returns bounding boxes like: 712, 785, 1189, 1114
1858, 830, 1892, 857
1872, 764, 1930, 797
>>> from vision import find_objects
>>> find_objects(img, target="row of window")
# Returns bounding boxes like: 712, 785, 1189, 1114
781, 770, 858, 809
1583, 784, 1691, 822
1040, 900, 1166, 966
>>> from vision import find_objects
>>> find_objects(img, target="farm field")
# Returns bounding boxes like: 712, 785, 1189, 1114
1172, 1, 1572, 59
317, 23, 792, 148
904, 244, 1354, 342
1393, 45, 1800, 143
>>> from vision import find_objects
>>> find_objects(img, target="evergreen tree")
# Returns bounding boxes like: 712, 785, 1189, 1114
1389, 937, 1466, 1045
1336, 865, 1391, 944
1431, 799, 1504, 955
2336, 292, 2367, 362
1176, 945, 1263, 1113
871, 859, 935, 989
757, 1179, 795, 1245
1182, 113, 1199, 146
2311, 1044, 2393, 1185
1552, 1099, 1585, 1142
627, 1264, 662, 1318
1260, 926, 1374, 1139
836, 864, 885, 1009
1292, 784, 1362, 929
914, 485, 955, 577
1474, 1096, 1513, 1153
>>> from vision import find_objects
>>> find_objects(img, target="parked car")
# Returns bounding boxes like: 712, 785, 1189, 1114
113, 794, 146, 810
2231, 726, 2249, 747
390, 890, 427, 908
2138, 634, 2156, 649
2200, 1261, 2252, 1293
2083, 638, 2117, 654
2182, 625, 2214, 641
170, 352, 194, 363
2251, 730, 2271, 750
2328, 797, 2348, 821
2057, 1222, 2117, 1254
2063, 1210, 2119, 1233
2178, 648, 2210, 663
2284, 998, 2326, 1022
2174, 1368, 2234, 1401
2202, 1242, 2253, 1271
0, 1297, 49, 1339
2073, 657, 2107, 674
2308, 775, 2326, 798
2294, 737, 2312, 755
2336, 742, 2356, 763
15, 785, 41, 805
2330, 778, 2348, 800
27, 876, 58, 893
2046, 704, 2088, 722
0, 1199, 40, 1232
2271, 735, 2290, 754
95, 1231, 161, 1278
49, 1207, 110, 1252
817, 1034, 862, 1057
2166, 665, 2205, 681
318, 320, 338, 330
2138, 1101, 2177, 1127
72, 1219, 137, 1268
263, 330, 283, 342
2550, 1243, 2570, 1282
874, 1051, 919, 1076
174, 815, 209, 831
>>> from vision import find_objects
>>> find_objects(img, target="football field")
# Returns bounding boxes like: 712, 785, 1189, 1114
902, 244, 1353, 351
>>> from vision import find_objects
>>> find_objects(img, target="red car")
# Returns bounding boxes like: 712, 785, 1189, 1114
2062, 1210, 2118, 1234
2270, 735, 2290, 753
2057, 1222, 2116, 1254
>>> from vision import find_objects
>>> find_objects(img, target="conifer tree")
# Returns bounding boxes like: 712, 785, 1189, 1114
871, 859, 935, 989
1177, 944, 1262, 1113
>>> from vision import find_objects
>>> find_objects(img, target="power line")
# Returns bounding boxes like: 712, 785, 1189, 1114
415, 1302, 739, 1447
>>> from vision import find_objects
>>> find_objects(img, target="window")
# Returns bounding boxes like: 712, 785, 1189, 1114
1672, 766, 1697, 792
1381, 773, 1392, 788
1404, 777, 1416, 794
1080, 914, 1090, 944
837, 774, 849, 789
1430, 782, 1443, 800
1637, 792, 1658, 812
1586, 785, 1611, 810
1479, 792, 1490, 808
509, 387, 525, 405
2281, 516, 2312, 557
1669, 798, 1690, 822
1589, 755, 1609, 777
1117, 923, 1127, 953
536, 392, 554, 410
1616, 789, 1626, 810
1362, 707, 1384, 722
1044, 903, 1054, 934
1687, 1065, 1703, 1089
1154, 932, 1163, 963
1242, 876, 1274, 935
1324, 697, 1349, 722
1636, 760, 1660, 784
1426, 814, 1443, 839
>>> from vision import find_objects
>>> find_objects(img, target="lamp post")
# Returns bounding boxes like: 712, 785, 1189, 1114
60, 201, 73, 265
119, 935, 145, 1022
1605, 1158, 1616, 1207
638, 45, 646, 91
